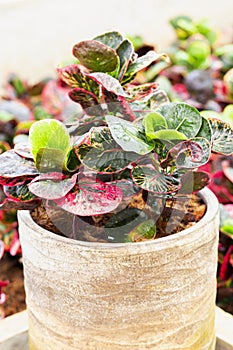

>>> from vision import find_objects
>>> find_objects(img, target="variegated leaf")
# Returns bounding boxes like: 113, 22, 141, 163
55, 177, 122, 216
28, 173, 77, 200
73, 40, 118, 72
208, 118, 233, 155
75, 127, 138, 172
93, 31, 123, 49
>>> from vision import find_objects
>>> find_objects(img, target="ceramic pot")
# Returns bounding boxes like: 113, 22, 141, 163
18, 188, 219, 350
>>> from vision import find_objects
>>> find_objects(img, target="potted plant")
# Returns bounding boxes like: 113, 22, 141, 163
0, 31, 233, 350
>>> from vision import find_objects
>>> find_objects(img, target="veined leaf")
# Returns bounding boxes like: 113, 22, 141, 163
93, 31, 123, 49
106, 115, 153, 155
132, 164, 179, 194
156, 102, 202, 138
75, 127, 139, 173
88, 72, 129, 97
208, 118, 233, 155
162, 138, 211, 169
73, 40, 118, 72
28, 173, 77, 200
29, 119, 71, 170
55, 177, 122, 216
0, 150, 39, 186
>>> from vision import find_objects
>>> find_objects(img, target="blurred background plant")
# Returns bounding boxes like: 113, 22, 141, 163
0, 14, 233, 317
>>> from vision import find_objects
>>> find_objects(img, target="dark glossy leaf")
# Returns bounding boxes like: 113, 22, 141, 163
68, 88, 104, 116
132, 164, 179, 194
179, 171, 210, 194
124, 51, 169, 81
116, 39, 134, 81
162, 138, 211, 169
75, 127, 138, 173
128, 219, 156, 242
106, 115, 153, 155
28, 173, 77, 200
156, 102, 202, 138
208, 118, 233, 155
102, 88, 136, 121
88, 72, 129, 97
0, 150, 38, 185
105, 208, 147, 243
55, 177, 122, 216
114, 179, 141, 199
93, 31, 123, 49
4, 183, 37, 201
73, 40, 118, 72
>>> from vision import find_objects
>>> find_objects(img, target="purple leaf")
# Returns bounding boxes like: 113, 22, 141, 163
68, 88, 104, 116
55, 177, 122, 216
28, 173, 77, 200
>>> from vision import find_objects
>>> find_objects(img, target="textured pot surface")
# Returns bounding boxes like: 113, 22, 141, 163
18, 188, 219, 350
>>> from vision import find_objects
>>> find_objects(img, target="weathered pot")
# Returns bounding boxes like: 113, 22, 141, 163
18, 188, 219, 350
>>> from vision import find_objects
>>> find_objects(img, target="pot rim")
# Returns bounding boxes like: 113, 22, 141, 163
18, 187, 219, 250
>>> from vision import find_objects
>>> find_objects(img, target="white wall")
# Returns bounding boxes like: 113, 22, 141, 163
0, 0, 232, 85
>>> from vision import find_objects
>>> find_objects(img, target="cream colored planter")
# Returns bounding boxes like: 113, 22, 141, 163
1, 308, 233, 350
18, 188, 219, 350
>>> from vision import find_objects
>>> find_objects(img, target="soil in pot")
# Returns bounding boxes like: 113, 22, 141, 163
31, 192, 207, 243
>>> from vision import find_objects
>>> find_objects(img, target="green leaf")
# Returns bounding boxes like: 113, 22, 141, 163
128, 219, 156, 242
105, 208, 147, 243
144, 112, 168, 139
106, 115, 153, 155
29, 119, 71, 171
208, 118, 233, 155
73, 40, 118, 72
156, 102, 202, 138
116, 39, 134, 81
196, 116, 212, 142
93, 31, 123, 49
123, 51, 169, 83
148, 129, 187, 141
75, 127, 138, 173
